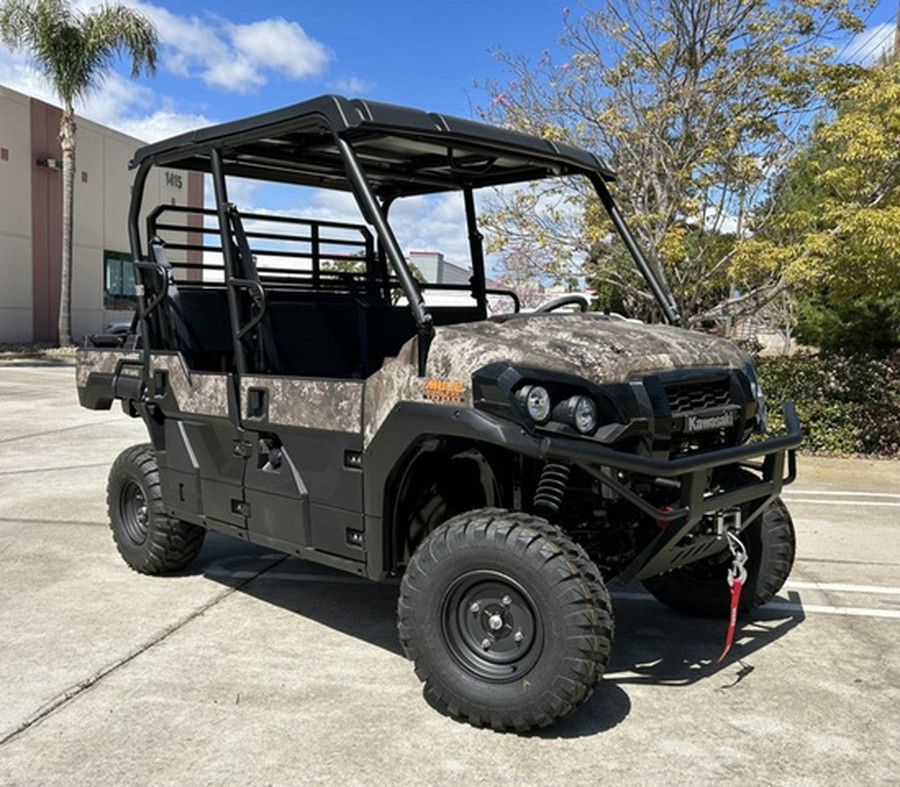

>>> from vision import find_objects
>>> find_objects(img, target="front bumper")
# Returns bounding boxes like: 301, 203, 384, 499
539, 402, 803, 582
368, 397, 802, 582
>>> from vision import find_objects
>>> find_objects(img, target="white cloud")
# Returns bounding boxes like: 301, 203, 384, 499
70, 1, 331, 92
389, 193, 472, 264
0, 44, 210, 143
1, 0, 492, 263
843, 23, 895, 65
77, 71, 154, 123
123, 3, 330, 92
327, 76, 376, 95
230, 19, 330, 81
200, 56, 264, 92
113, 107, 213, 143
211, 185, 475, 269
1, 3, 335, 143
297, 188, 363, 224
0, 47, 59, 104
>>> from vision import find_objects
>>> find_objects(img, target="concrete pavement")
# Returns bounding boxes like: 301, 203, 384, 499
0, 363, 898, 785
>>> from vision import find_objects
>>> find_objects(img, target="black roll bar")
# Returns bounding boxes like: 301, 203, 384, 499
210, 148, 249, 376
334, 134, 435, 376
590, 174, 682, 326
463, 186, 488, 316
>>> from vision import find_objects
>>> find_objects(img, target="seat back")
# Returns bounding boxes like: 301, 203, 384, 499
228, 205, 284, 374
149, 240, 233, 371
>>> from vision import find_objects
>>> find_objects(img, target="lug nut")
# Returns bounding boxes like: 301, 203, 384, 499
501, 595, 512, 606
469, 602, 480, 614
481, 638, 491, 650
514, 631, 524, 643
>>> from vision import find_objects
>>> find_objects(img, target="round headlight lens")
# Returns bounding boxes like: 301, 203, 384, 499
573, 395, 598, 434
523, 385, 551, 423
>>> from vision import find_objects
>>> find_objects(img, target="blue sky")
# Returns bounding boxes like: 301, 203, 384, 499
0, 0, 576, 141
1, 0, 895, 144
0, 0, 896, 267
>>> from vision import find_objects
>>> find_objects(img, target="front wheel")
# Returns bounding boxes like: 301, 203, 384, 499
398, 508, 613, 731
107, 444, 205, 575
642, 494, 796, 619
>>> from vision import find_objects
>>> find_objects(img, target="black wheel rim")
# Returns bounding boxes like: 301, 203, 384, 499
678, 549, 732, 584
441, 570, 543, 682
120, 480, 149, 545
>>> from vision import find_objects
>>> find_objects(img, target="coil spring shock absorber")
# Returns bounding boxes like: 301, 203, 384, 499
533, 461, 571, 519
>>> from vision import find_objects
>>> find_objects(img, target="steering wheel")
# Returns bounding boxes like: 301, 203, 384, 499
535, 294, 589, 313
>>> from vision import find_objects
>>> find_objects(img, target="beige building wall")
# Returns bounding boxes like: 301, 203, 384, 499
71, 113, 109, 339
70, 114, 146, 339
0, 84, 202, 344
0, 86, 34, 342
70, 112, 198, 340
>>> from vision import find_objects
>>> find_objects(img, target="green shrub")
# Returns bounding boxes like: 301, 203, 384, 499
795, 292, 900, 358
756, 355, 900, 456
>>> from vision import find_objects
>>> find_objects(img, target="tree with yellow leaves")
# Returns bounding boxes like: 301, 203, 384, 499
737, 59, 900, 354
480, 0, 870, 326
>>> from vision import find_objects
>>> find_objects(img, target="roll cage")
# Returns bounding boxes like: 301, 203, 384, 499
127, 94, 680, 377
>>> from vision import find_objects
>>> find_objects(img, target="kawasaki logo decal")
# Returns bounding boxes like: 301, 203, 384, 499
685, 410, 736, 433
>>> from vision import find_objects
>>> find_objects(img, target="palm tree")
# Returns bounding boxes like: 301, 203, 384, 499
0, 0, 157, 345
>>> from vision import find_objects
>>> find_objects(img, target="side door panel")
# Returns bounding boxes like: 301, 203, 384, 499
239, 376, 365, 560
149, 352, 247, 530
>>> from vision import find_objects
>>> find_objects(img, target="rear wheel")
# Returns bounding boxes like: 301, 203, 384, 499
107, 444, 205, 574
642, 489, 795, 619
398, 508, 613, 730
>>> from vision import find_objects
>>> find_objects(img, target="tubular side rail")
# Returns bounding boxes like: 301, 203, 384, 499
486, 288, 520, 311
230, 277, 268, 340
133, 259, 169, 319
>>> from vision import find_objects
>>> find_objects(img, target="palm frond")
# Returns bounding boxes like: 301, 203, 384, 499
0, 0, 157, 104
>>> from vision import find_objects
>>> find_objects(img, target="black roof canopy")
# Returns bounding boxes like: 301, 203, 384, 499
131, 94, 615, 197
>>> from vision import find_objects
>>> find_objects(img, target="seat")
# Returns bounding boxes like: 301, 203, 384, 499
228, 205, 284, 374
148, 239, 233, 371
149, 239, 199, 364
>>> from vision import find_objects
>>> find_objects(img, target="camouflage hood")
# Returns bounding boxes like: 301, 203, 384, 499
424, 313, 748, 383
363, 312, 749, 445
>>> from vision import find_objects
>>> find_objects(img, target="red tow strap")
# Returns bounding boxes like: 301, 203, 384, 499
717, 531, 748, 664
717, 574, 743, 663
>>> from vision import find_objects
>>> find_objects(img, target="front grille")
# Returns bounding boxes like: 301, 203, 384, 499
664, 378, 731, 414
639, 371, 749, 459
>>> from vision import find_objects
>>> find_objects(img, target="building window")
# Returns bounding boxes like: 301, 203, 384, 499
104, 250, 136, 309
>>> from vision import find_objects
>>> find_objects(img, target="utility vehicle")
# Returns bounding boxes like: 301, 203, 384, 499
77, 95, 801, 731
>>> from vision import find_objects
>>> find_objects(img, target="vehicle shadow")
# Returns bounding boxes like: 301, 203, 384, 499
196, 533, 405, 656
530, 591, 806, 739
193, 534, 806, 738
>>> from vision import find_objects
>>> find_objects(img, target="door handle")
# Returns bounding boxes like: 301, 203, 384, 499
247, 386, 268, 420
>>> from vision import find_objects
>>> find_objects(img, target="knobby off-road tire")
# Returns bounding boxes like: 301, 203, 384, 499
107, 444, 205, 574
398, 508, 613, 731
642, 489, 796, 619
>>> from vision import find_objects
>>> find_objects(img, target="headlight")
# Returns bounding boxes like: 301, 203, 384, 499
554, 394, 599, 434
519, 385, 551, 423
472, 363, 633, 441
573, 396, 598, 434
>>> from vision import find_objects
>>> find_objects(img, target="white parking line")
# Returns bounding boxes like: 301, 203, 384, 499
784, 581, 900, 595
765, 603, 900, 620
789, 490, 900, 499
610, 591, 900, 620
781, 499, 900, 507
206, 561, 900, 622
